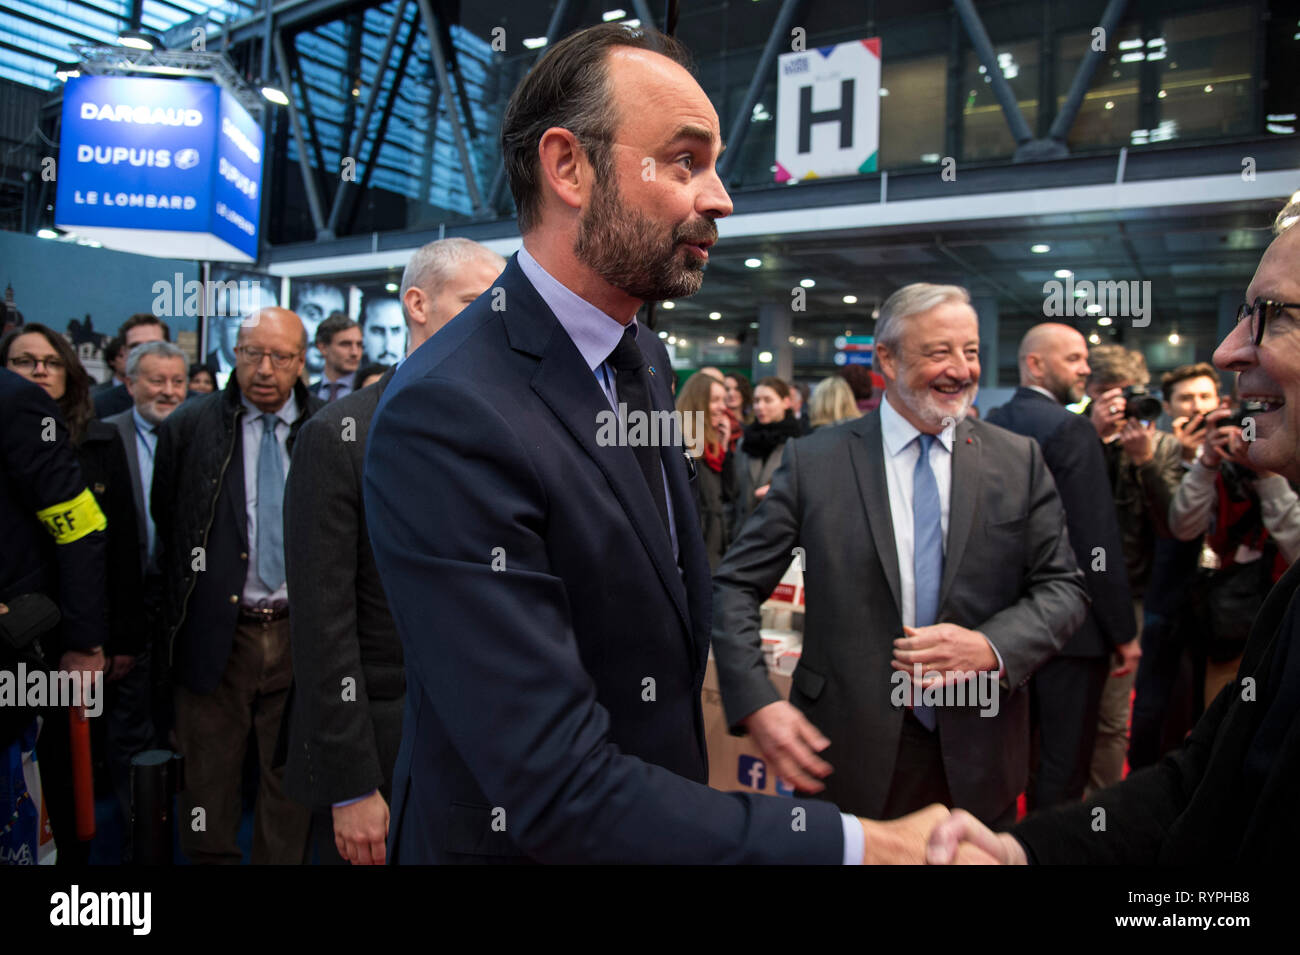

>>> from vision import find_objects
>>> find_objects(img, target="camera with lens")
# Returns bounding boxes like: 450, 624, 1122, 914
1221, 399, 1268, 430
1122, 386, 1162, 421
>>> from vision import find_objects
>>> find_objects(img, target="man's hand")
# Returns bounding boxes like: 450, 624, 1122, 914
332, 790, 389, 865
892, 624, 997, 685
739, 700, 832, 793
1118, 418, 1156, 466
1111, 638, 1141, 677
1090, 387, 1126, 440
859, 804, 952, 864
1172, 413, 1209, 462
926, 808, 1028, 865
58, 647, 105, 679
105, 654, 136, 683
753, 483, 771, 501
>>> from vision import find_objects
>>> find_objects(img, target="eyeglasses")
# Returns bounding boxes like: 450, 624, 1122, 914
1236, 298, 1300, 347
234, 346, 300, 368
7, 354, 66, 372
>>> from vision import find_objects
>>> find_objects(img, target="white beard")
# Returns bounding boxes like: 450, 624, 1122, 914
893, 376, 977, 429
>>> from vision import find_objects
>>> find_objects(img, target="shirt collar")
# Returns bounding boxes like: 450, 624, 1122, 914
879, 391, 955, 456
516, 245, 636, 372
131, 406, 156, 435
240, 388, 298, 427
1026, 384, 1059, 403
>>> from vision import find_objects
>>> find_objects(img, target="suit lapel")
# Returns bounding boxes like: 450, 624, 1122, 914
847, 413, 902, 617
112, 412, 148, 565
504, 262, 692, 638
939, 417, 980, 610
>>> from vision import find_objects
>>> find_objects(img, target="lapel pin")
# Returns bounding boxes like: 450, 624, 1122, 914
648, 365, 656, 376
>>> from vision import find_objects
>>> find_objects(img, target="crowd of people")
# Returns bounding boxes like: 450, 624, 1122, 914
3, 21, 1299, 867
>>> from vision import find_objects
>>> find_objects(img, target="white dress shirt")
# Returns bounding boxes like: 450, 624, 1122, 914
239, 390, 297, 606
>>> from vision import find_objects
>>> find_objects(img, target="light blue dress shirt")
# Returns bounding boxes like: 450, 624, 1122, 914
239, 390, 297, 606
131, 407, 159, 570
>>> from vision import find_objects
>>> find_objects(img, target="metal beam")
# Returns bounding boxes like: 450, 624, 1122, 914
952, 0, 1034, 147
273, 28, 331, 238
327, 0, 407, 234
414, 0, 485, 214
1047, 0, 1129, 143
631, 0, 657, 33
717, 0, 802, 184
345, 5, 420, 233
487, 0, 573, 213
286, 37, 332, 210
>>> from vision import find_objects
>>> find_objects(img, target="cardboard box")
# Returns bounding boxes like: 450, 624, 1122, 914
701, 656, 794, 797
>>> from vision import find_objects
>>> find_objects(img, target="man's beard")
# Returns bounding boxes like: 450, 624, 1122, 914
894, 375, 977, 429
574, 176, 716, 302
1045, 370, 1084, 405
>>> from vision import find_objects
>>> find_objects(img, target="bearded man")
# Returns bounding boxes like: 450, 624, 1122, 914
711, 283, 1088, 828
363, 24, 964, 864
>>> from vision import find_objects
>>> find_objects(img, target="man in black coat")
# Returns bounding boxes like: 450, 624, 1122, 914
928, 207, 1300, 864
152, 307, 322, 864
985, 323, 1137, 809
282, 237, 503, 865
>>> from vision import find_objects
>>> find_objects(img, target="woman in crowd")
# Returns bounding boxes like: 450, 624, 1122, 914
187, 363, 216, 395
737, 377, 803, 516
676, 371, 739, 570
1, 325, 144, 680
808, 375, 862, 431
839, 364, 876, 414
724, 372, 753, 426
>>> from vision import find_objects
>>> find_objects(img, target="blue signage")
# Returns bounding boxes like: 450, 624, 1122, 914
55, 76, 263, 262
833, 351, 874, 366
737, 755, 767, 790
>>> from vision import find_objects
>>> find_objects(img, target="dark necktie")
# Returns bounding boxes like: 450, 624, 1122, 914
326, 382, 341, 402
605, 327, 671, 539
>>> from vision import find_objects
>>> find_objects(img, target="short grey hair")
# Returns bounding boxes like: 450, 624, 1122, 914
398, 238, 506, 323
872, 283, 972, 372
125, 340, 187, 378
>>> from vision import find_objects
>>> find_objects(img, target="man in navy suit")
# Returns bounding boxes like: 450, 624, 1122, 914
985, 324, 1138, 809
364, 23, 960, 864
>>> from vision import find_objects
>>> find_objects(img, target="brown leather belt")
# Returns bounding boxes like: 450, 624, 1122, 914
238, 605, 289, 623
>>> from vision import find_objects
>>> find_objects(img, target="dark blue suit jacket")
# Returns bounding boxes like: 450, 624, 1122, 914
364, 256, 844, 863
986, 387, 1136, 656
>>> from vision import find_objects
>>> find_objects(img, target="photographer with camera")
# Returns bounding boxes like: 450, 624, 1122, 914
1168, 371, 1300, 708
1081, 345, 1183, 791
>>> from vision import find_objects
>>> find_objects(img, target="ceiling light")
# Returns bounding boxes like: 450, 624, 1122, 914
1121, 52, 1145, 63
624, 19, 641, 28
744, 258, 762, 268
261, 86, 289, 106
602, 9, 627, 21
523, 37, 548, 50
879, 88, 889, 97
717, 336, 726, 344
1030, 244, 1051, 254
1088, 332, 1101, 344
1168, 332, 1180, 345
1094, 312, 1110, 321
842, 295, 858, 304
667, 335, 677, 344
1074, 288, 1087, 298
758, 351, 773, 363
385, 282, 399, 293
658, 330, 668, 339
749, 322, 759, 329
36, 228, 58, 239
117, 29, 157, 50
709, 311, 721, 320
678, 338, 687, 346
1157, 90, 1167, 99
1104, 101, 1114, 110
1146, 51, 1166, 60
661, 301, 675, 309
795, 338, 804, 346
1054, 269, 1073, 278
54, 63, 80, 82
1118, 39, 1144, 51
871, 307, 880, 319
799, 278, 815, 288
1204, 85, 1213, 93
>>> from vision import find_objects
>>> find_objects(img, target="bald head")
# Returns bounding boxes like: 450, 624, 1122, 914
1018, 322, 1091, 405
235, 306, 307, 412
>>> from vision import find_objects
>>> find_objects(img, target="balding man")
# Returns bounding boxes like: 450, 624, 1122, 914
283, 238, 504, 865
152, 306, 323, 863
986, 324, 1137, 808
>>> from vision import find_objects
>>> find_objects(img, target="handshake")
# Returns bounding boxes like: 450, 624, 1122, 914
858, 803, 1028, 865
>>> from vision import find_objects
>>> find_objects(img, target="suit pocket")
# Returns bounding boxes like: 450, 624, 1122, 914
444, 802, 526, 858
792, 663, 826, 702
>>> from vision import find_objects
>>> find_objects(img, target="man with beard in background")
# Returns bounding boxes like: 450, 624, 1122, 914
363, 23, 964, 864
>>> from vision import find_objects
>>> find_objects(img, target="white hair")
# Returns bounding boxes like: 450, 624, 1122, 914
125, 340, 187, 379
873, 283, 971, 372
398, 238, 506, 322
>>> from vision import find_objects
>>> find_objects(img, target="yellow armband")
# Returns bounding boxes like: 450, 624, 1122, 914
36, 488, 107, 544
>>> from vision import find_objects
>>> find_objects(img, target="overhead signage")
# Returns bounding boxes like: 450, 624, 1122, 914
775, 38, 881, 182
55, 75, 264, 263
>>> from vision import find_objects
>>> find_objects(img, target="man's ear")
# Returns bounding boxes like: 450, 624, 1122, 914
403, 287, 427, 329
876, 344, 897, 384
536, 127, 588, 213
1024, 352, 1043, 383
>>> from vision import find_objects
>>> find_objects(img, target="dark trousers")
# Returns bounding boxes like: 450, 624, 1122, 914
174, 617, 309, 864
105, 648, 157, 848
1129, 610, 1199, 770
1026, 654, 1110, 811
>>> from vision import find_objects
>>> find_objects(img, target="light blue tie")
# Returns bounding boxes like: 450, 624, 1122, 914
257, 412, 286, 592
911, 433, 943, 731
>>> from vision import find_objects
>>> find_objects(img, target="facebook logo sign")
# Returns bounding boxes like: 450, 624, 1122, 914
738, 755, 767, 790
774, 779, 795, 797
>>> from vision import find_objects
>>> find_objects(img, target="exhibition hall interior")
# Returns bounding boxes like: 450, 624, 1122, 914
1, 0, 1299, 897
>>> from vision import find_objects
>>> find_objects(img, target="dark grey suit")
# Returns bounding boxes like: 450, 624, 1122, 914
712, 410, 1088, 824
103, 408, 148, 574
283, 367, 404, 810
